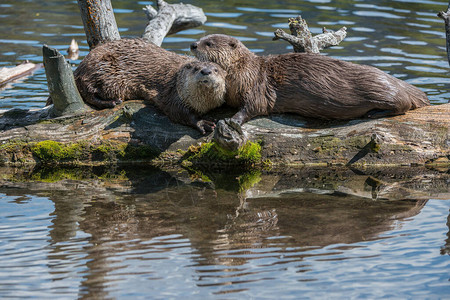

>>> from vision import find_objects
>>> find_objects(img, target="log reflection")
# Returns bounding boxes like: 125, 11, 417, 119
0, 165, 448, 297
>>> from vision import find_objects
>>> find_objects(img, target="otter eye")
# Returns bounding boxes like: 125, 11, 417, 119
205, 41, 213, 47
214, 68, 218, 73
185, 65, 192, 69
194, 67, 200, 72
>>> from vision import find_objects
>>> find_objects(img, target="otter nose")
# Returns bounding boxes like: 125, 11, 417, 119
200, 68, 212, 75
190, 42, 198, 50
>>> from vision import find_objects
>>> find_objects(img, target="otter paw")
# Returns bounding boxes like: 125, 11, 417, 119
196, 120, 216, 135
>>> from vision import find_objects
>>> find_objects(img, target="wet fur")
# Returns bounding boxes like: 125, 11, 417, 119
74, 38, 226, 133
191, 34, 430, 124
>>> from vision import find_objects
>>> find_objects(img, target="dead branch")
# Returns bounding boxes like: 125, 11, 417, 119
273, 16, 347, 53
142, 0, 206, 46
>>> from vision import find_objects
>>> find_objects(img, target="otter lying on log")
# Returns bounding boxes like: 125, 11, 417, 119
49, 39, 226, 134
190, 34, 430, 125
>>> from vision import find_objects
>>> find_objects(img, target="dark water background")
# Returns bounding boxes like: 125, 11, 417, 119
0, 0, 449, 299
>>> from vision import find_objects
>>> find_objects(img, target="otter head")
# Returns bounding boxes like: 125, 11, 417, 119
177, 61, 226, 115
190, 34, 253, 71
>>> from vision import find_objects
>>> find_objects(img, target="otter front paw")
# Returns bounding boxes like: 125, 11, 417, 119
196, 119, 216, 134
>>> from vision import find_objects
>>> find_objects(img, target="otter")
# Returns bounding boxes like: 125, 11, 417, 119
74, 38, 226, 134
190, 34, 430, 125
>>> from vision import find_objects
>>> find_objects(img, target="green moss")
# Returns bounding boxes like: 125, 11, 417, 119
31, 140, 89, 162
93, 141, 159, 161
183, 141, 262, 167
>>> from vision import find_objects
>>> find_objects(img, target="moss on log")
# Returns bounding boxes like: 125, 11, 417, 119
0, 101, 448, 167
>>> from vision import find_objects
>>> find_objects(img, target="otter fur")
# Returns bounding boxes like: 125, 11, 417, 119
74, 38, 226, 134
190, 34, 430, 125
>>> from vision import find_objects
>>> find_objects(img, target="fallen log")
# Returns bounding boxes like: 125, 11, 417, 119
0, 101, 448, 167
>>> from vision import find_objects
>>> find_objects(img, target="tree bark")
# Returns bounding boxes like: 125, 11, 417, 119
77, 0, 121, 49
273, 16, 347, 53
42, 45, 90, 117
437, 2, 450, 66
142, 0, 206, 46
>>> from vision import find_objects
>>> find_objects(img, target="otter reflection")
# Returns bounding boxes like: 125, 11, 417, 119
0, 165, 447, 298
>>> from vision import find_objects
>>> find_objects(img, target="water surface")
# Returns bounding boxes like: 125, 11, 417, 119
0, 166, 449, 298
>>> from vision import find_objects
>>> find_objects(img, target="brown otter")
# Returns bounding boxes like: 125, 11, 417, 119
73, 38, 226, 134
190, 34, 430, 125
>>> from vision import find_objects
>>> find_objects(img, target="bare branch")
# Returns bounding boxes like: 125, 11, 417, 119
273, 16, 347, 53
142, 0, 206, 46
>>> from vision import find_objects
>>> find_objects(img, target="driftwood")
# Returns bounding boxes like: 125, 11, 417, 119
273, 16, 347, 53
142, 0, 206, 46
0, 62, 41, 88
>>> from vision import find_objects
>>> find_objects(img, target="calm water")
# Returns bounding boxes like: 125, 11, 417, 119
0, 166, 449, 298
0, 0, 449, 298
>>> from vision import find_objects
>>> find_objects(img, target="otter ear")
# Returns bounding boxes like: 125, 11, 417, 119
229, 42, 237, 49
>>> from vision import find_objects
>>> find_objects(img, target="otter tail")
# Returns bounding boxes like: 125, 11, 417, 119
406, 84, 430, 109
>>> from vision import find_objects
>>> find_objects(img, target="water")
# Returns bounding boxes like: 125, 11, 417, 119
0, 166, 449, 298
0, 0, 449, 109
0, 0, 449, 298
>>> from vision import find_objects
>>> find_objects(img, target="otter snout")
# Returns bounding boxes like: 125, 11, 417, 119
190, 42, 198, 51
200, 68, 212, 75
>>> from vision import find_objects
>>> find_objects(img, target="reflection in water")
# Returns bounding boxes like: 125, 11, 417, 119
0, 166, 449, 297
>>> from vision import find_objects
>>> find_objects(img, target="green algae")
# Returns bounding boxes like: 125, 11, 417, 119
0, 139, 159, 165
31, 140, 89, 162
183, 141, 262, 167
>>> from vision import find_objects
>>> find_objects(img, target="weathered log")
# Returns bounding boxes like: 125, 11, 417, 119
42, 45, 90, 117
437, 1, 450, 66
0, 62, 41, 88
273, 16, 347, 53
142, 0, 206, 46
77, 0, 121, 49
0, 101, 448, 167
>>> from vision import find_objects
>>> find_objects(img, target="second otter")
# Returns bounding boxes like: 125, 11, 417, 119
190, 34, 430, 125
75, 38, 226, 134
